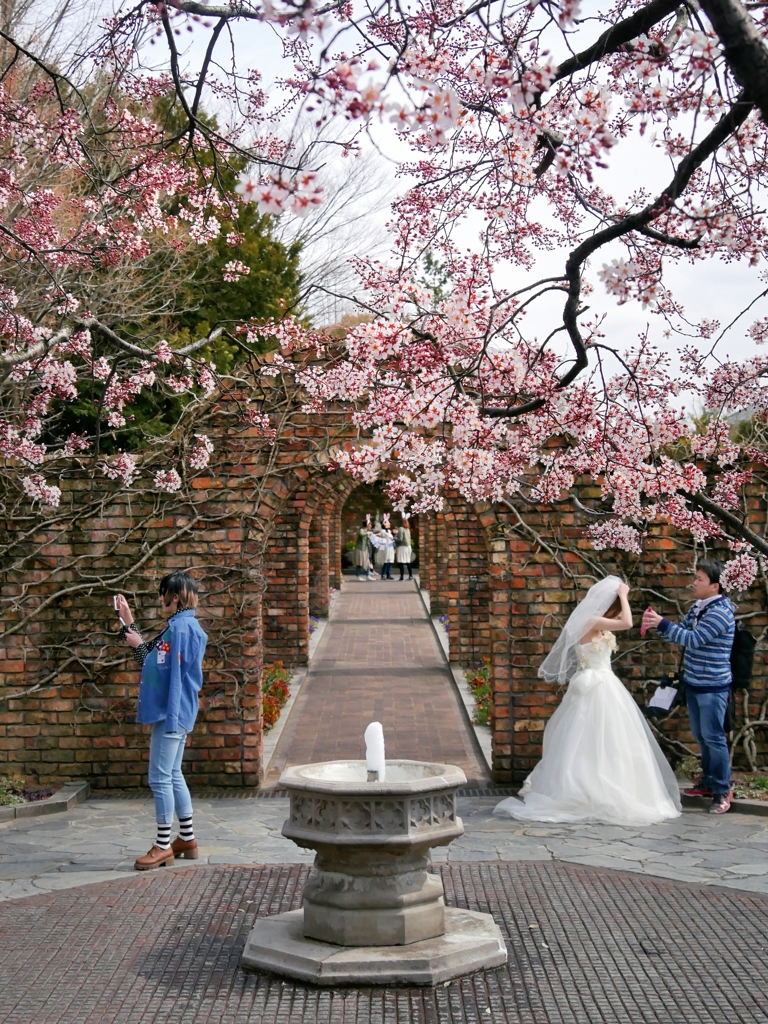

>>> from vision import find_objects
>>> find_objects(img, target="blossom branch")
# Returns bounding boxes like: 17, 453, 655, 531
689, 489, 768, 555
699, 0, 768, 122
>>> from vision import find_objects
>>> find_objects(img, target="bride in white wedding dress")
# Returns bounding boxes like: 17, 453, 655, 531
494, 576, 681, 826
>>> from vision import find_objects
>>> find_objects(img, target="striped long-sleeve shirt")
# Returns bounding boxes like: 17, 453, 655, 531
657, 597, 736, 692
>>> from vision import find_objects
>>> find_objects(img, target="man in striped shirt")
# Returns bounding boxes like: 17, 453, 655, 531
643, 560, 736, 815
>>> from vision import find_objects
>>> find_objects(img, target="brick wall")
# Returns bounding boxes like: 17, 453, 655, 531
0, 485, 266, 788
2, 396, 766, 790
419, 482, 768, 784
0, 405, 352, 789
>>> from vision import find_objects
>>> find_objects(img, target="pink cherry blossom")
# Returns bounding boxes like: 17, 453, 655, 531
2, 0, 768, 582
187, 434, 214, 470
103, 452, 138, 486
587, 522, 645, 555
154, 468, 182, 493
720, 554, 759, 592
223, 260, 251, 283
22, 474, 61, 507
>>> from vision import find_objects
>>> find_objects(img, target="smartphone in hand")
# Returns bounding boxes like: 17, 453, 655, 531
640, 606, 652, 636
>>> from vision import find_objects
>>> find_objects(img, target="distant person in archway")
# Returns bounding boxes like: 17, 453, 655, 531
396, 518, 413, 581
353, 521, 372, 580
114, 571, 208, 869
382, 527, 395, 579
370, 526, 395, 579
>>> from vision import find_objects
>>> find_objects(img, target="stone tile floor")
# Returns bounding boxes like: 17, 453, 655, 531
1, 860, 767, 1024
3, 794, 768, 900
4, 576, 768, 1022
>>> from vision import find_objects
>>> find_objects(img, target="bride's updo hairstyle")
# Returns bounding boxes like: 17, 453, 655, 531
538, 575, 624, 684
603, 596, 622, 619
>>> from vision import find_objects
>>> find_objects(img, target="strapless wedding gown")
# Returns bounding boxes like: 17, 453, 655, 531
494, 632, 681, 826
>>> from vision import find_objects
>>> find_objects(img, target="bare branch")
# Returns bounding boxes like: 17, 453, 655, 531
553, 0, 683, 82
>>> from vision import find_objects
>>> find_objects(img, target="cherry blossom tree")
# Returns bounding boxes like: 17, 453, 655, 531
0, 1, 316, 512
177, 0, 767, 590
5, 0, 768, 591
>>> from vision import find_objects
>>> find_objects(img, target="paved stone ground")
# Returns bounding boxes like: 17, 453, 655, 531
1, 861, 768, 1024
4, 582, 768, 1021
4, 794, 768, 900
263, 579, 488, 786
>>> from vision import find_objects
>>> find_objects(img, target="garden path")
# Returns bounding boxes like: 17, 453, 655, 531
263, 578, 490, 787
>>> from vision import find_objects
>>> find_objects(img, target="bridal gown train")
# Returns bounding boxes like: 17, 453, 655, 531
494, 632, 682, 826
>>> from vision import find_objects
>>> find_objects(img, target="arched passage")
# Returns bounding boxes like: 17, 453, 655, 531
338, 481, 420, 580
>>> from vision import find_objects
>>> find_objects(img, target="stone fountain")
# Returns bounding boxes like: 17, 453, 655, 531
242, 726, 507, 986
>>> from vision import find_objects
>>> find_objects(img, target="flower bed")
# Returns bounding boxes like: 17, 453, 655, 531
732, 773, 768, 801
678, 754, 768, 801
0, 773, 53, 806
262, 662, 292, 732
465, 659, 492, 727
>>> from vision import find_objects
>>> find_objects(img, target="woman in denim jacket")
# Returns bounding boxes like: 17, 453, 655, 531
116, 571, 208, 870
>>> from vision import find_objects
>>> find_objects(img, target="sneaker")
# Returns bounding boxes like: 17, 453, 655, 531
709, 790, 733, 815
683, 783, 713, 798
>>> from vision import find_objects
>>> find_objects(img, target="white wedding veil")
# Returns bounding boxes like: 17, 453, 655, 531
538, 575, 624, 685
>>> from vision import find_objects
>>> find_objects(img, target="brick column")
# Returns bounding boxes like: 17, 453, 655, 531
264, 499, 310, 667
430, 512, 450, 617
419, 516, 434, 595
329, 495, 344, 590
241, 590, 263, 787
451, 499, 491, 669
308, 512, 330, 617
487, 535, 513, 782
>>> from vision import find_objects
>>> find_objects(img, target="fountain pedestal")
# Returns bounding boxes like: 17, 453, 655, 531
241, 760, 507, 986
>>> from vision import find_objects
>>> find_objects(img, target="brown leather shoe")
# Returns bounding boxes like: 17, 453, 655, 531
134, 845, 175, 871
171, 836, 199, 860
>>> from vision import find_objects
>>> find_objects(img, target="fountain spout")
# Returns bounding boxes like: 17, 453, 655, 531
364, 721, 385, 782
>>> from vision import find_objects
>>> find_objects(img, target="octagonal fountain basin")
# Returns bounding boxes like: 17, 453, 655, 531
241, 758, 508, 986
280, 759, 466, 852
285, 759, 460, 787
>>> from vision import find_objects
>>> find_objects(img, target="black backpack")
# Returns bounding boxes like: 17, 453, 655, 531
731, 620, 757, 689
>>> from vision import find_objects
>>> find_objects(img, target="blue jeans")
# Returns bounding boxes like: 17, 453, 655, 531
148, 720, 193, 824
686, 687, 731, 795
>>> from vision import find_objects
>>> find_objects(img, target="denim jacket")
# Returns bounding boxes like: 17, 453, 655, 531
136, 609, 207, 732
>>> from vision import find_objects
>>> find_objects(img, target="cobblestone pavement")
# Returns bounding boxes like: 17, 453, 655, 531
4, 794, 768, 900
263, 579, 489, 786
1, 861, 767, 1024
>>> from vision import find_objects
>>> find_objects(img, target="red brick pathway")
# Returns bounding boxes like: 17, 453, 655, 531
265, 581, 489, 786
2, 862, 767, 1022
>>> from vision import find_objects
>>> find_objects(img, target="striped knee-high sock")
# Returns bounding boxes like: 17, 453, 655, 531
156, 823, 172, 850
178, 816, 195, 842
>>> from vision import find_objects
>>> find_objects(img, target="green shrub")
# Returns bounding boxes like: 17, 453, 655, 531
0, 773, 27, 806
465, 659, 492, 727
263, 662, 292, 732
